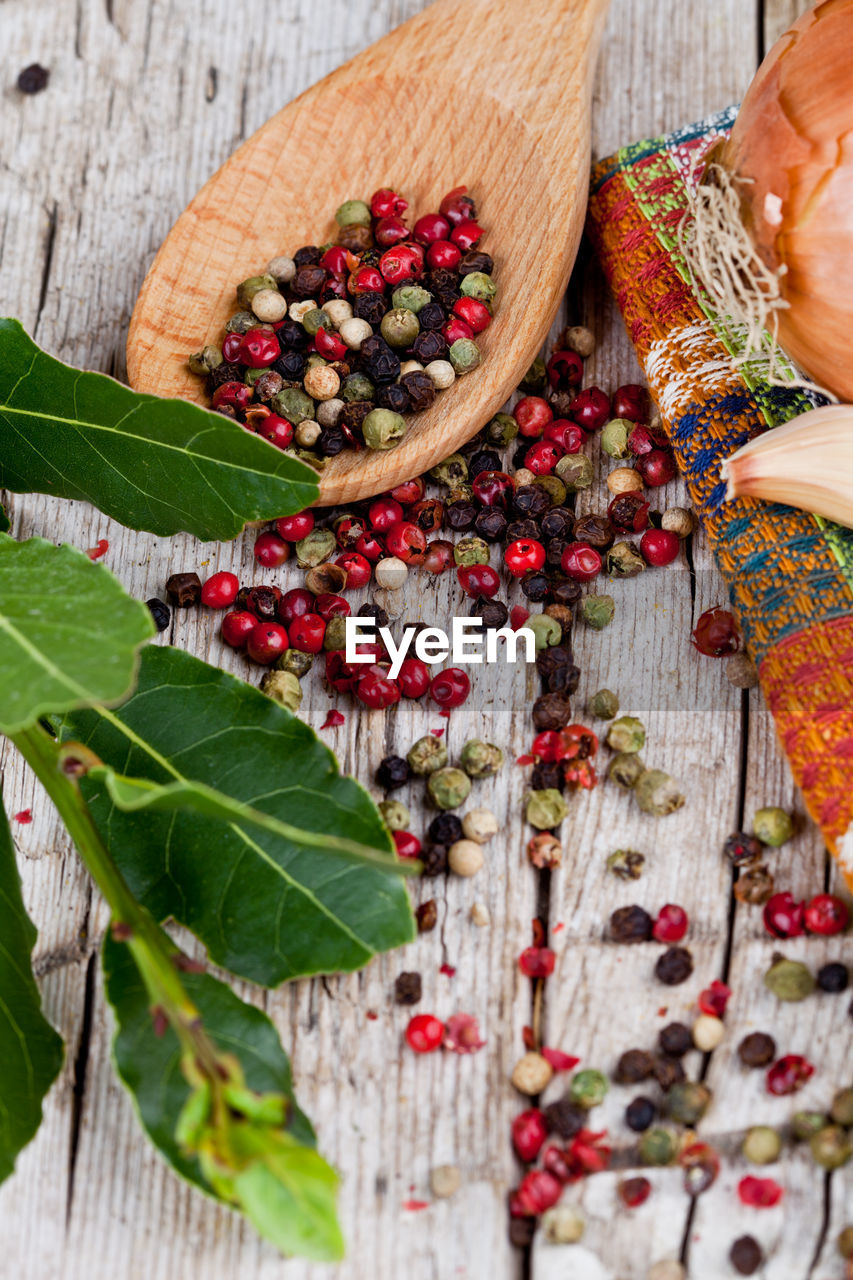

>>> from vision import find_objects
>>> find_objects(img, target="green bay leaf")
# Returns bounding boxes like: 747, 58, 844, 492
66, 646, 415, 985
0, 535, 154, 734
0, 320, 317, 539
0, 788, 64, 1183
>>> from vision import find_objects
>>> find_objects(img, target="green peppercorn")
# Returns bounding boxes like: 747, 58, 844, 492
607, 540, 646, 577
335, 199, 371, 227
363, 408, 406, 451
407, 735, 448, 776
427, 767, 472, 811
236, 274, 277, 307
838, 1226, 853, 1259
606, 848, 645, 879
753, 806, 794, 847
293, 448, 326, 471
742, 1125, 782, 1165
532, 474, 567, 505
323, 616, 348, 650
447, 483, 474, 503
569, 1069, 608, 1109
392, 285, 432, 313
380, 307, 420, 348
521, 355, 546, 393
525, 788, 569, 830
379, 799, 410, 832
589, 688, 619, 719
635, 769, 685, 816
225, 309, 260, 335
665, 1082, 711, 1126
449, 338, 481, 374
526, 614, 562, 651
763, 956, 815, 1001
639, 1126, 678, 1166
273, 386, 315, 424
601, 418, 633, 459
607, 716, 646, 753
430, 453, 469, 487
260, 670, 302, 712
580, 594, 615, 631
485, 413, 518, 448
792, 1111, 828, 1141
460, 271, 497, 306
609, 753, 646, 789
301, 307, 331, 336
295, 528, 336, 568
244, 367, 268, 387
275, 649, 314, 679
555, 453, 593, 491
188, 345, 223, 375
459, 740, 504, 779
810, 1125, 852, 1170
541, 1205, 584, 1245
831, 1088, 853, 1127
453, 536, 490, 567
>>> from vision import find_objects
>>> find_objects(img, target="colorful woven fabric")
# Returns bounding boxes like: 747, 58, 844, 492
587, 108, 853, 883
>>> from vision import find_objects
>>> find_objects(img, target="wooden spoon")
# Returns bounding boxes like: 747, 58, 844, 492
127, 0, 610, 507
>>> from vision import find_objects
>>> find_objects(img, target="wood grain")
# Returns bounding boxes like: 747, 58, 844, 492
2, 1, 851, 1279
125, 0, 611, 505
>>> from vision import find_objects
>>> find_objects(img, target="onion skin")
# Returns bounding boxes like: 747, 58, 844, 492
720, 0, 853, 400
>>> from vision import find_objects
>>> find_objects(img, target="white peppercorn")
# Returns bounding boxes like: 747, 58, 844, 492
294, 421, 321, 448
511, 1052, 553, 1096
542, 1204, 585, 1244
399, 359, 424, 376
470, 901, 491, 927
316, 398, 344, 428
250, 288, 288, 323
607, 467, 644, 494
425, 359, 456, 390
462, 808, 498, 843
339, 317, 373, 349
692, 1014, 724, 1051
374, 556, 408, 590
303, 365, 341, 401
661, 506, 695, 538
267, 255, 296, 284
429, 1165, 461, 1199
562, 325, 596, 358
448, 839, 484, 877
514, 467, 536, 487
289, 299, 316, 323
322, 298, 353, 328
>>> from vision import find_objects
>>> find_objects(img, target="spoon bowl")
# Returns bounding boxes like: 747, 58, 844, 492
127, 0, 610, 505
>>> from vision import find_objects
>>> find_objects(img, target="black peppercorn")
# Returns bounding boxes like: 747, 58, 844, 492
737, 1031, 776, 1068
531, 693, 573, 732
544, 604, 573, 641
531, 760, 564, 792
511, 443, 531, 471
723, 831, 764, 866
545, 537, 567, 569
445, 500, 477, 531
506, 518, 540, 542
573, 513, 615, 550
651, 1054, 686, 1091
417, 301, 446, 330
609, 905, 653, 944
146, 598, 171, 632
235, 585, 277, 621
541, 507, 575, 540
614, 1049, 654, 1084
375, 755, 410, 791
543, 1096, 585, 1138
353, 292, 387, 327
625, 1095, 656, 1132
468, 449, 503, 478
165, 572, 201, 608
521, 570, 551, 602
458, 250, 494, 277
470, 597, 509, 629
535, 644, 574, 679
416, 899, 437, 932
318, 425, 347, 456
278, 318, 310, 350
375, 382, 410, 413
358, 602, 390, 629
424, 269, 460, 310
730, 1236, 763, 1276
292, 263, 326, 298
411, 330, 447, 364
655, 946, 694, 985
513, 485, 551, 519
400, 370, 436, 412
658, 1022, 692, 1058
293, 245, 322, 266
17, 64, 50, 94
548, 389, 574, 418
208, 361, 244, 390
393, 971, 422, 1005
474, 508, 507, 542
550, 577, 582, 608
428, 813, 464, 845
817, 962, 849, 993
340, 400, 373, 436
360, 335, 400, 384
420, 843, 449, 877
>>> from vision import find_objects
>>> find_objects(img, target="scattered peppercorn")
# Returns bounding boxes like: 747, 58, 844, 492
818, 961, 850, 993
666, 1082, 711, 1125
753, 805, 793, 847
543, 1095, 585, 1138
737, 1032, 776, 1068
394, 972, 422, 1005
375, 755, 410, 790
607, 848, 645, 879
146, 598, 171, 632
655, 947, 693, 986
730, 1236, 763, 1276
416, 899, 437, 932
569, 1069, 608, 1109
165, 572, 201, 607
614, 1049, 654, 1084
625, 1096, 657, 1132
609, 904, 654, 944
639, 1126, 678, 1166
764, 955, 814, 1001
16, 63, 49, 94
651, 1055, 686, 1092
658, 1022, 692, 1058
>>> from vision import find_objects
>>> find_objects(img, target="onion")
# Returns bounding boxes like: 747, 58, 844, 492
685, 0, 853, 400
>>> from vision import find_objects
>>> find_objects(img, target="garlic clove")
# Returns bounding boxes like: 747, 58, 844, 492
722, 404, 853, 530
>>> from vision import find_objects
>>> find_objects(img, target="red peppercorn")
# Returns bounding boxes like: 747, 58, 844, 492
221, 609, 256, 649
679, 1142, 720, 1196
697, 979, 731, 1018
246, 621, 289, 665
429, 667, 470, 709
389, 476, 426, 505
355, 668, 401, 710
457, 564, 500, 598
691, 607, 740, 657
762, 891, 805, 939
393, 830, 422, 860
804, 893, 849, 936
640, 528, 680, 567
404, 1013, 444, 1053
258, 414, 294, 450
384, 520, 427, 564
438, 185, 476, 226
426, 240, 462, 270
511, 1109, 548, 1163
368, 496, 404, 532
278, 587, 315, 626
200, 571, 239, 609
618, 1176, 652, 1209
423, 539, 455, 574
315, 593, 350, 621
504, 538, 546, 577
453, 296, 491, 333
608, 491, 650, 532
627, 423, 666, 456
513, 396, 553, 438
766, 1054, 814, 1096
275, 512, 314, 541
334, 551, 372, 590
443, 315, 473, 345
636, 448, 677, 487
518, 946, 556, 978
238, 328, 280, 369
546, 350, 584, 390
560, 724, 598, 759
320, 245, 349, 274
253, 531, 290, 568
397, 656, 430, 699
355, 530, 385, 562
374, 215, 410, 247
612, 383, 649, 423
315, 326, 348, 361
510, 1171, 563, 1217
560, 541, 602, 582
531, 731, 564, 762
348, 264, 385, 295
221, 333, 244, 362
544, 419, 584, 454
568, 387, 610, 432
370, 187, 408, 218
450, 219, 484, 251
288, 613, 326, 654
413, 212, 451, 244
211, 381, 252, 412
524, 441, 563, 475
378, 243, 424, 285
652, 904, 688, 943
737, 1175, 784, 1208
472, 470, 515, 508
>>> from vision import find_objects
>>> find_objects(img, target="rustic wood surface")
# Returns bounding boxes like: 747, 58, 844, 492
1, 1, 851, 1278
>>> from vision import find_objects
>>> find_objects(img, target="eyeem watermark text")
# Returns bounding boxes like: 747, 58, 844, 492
345, 616, 535, 679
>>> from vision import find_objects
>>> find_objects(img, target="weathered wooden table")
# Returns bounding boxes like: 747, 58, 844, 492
2, 1, 851, 1276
